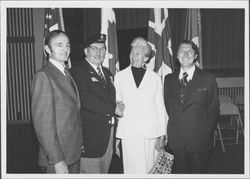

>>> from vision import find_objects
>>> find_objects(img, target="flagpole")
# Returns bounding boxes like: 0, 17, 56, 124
59, 8, 71, 68
59, 8, 65, 31
197, 9, 203, 69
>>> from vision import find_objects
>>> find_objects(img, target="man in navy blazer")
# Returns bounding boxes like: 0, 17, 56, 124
164, 40, 219, 173
70, 33, 124, 173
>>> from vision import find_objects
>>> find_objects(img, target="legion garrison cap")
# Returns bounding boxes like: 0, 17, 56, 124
83, 33, 106, 49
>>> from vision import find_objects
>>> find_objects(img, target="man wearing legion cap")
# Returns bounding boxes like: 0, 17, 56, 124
70, 33, 125, 173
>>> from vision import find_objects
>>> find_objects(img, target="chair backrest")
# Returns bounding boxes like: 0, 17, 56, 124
219, 95, 234, 104
234, 94, 244, 105
220, 102, 240, 116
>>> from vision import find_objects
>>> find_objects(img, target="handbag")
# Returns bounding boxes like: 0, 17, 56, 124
149, 145, 174, 174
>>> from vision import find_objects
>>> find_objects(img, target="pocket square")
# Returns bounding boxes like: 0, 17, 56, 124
91, 77, 98, 82
197, 88, 207, 91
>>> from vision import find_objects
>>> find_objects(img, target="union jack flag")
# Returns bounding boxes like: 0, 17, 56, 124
147, 8, 174, 81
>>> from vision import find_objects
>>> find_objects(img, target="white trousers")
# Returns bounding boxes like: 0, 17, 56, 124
121, 138, 158, 174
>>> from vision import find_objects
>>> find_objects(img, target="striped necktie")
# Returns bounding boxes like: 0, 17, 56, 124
97, 66, 106, 84
181, 72, 188, 86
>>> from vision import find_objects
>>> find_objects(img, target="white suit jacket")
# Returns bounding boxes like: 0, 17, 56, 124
114, 66, 168, 139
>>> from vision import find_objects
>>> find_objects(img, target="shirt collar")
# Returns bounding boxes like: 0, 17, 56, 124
49, 58, 66, 75
85, 58, 104, 74
179, 65, 196, 81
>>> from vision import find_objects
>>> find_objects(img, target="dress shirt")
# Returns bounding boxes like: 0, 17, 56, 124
179, 65, 195, 82
85, 58, 106, 80
49, 58, 66, 76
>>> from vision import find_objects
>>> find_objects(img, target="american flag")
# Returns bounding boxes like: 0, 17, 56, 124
184, 9, 203, 69
101, 8, 119, 76
147, 8, 174, 81
43, 8, 71, 68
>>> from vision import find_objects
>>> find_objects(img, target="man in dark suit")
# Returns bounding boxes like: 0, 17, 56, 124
31, 30, 82, 173
70, 33, 124, 173
164, 40, 219, 173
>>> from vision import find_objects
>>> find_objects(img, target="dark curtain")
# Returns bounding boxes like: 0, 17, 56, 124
202, 9, 244, 69
115, 8, 149, 30
63, 8, 101, 64
63, 8, 244, 72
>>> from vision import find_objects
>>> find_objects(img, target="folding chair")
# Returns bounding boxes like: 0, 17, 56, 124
234, 94, 244, 124
219, 95, 233, 103
219, 95, 235, 125
213, 102, 244, 153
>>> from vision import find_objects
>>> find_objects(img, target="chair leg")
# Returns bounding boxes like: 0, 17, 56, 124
239, 116, 244, 135
213, 130, 217, 146
217, 126, 225, 153
236, 127, 239, 144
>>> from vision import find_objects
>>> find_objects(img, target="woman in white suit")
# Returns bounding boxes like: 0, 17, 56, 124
114, 37, 168, 174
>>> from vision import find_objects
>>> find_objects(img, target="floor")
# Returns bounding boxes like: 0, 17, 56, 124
6, 122, 245, 175
109, 134, 245, 174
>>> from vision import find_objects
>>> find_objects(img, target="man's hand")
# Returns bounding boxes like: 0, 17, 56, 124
115, 101, 125, 117
54, 161, 69, 174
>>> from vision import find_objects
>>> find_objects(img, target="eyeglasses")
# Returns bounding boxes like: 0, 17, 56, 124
178, 51, 195, 57
88, 46, 106, 52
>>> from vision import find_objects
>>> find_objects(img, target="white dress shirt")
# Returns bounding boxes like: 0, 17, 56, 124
179, 65, 196, 82
85, 58, 106, 80
49, 58, 66, 76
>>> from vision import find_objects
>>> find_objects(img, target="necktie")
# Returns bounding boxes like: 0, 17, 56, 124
97, 66, 106, 84
64, 68, 77, 97
181, 72, 188, 86
64, 68, 73, 86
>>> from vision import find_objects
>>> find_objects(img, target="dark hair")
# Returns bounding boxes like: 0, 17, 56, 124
44, 30, 68, 46
44, 30, 69, 58
177, 40, 199, 62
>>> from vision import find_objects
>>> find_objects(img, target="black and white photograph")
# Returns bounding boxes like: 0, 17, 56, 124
1, 0, 249, 178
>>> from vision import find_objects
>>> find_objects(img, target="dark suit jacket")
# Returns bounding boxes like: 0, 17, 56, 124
31, 62, 82, 167
164, 67, 219, 152
70, 60, 116, 158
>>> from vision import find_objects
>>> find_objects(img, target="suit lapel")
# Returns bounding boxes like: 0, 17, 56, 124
171, 70, 182, 96
69, 74, 81, 108
83, 60, 107, 86
102, 68, 116, 101
137, 68, 149, 92
47, 62, 79, 104
82, 60, 115, 100
127, 66, 140, 92
184, 67, 202, 98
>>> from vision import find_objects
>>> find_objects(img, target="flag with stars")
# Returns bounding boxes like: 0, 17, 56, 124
43, 8, 71, 68
101, 8, 119, 76
147, 8, 174, 82
184, 9, 203, 68
44, 8, 64, 38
